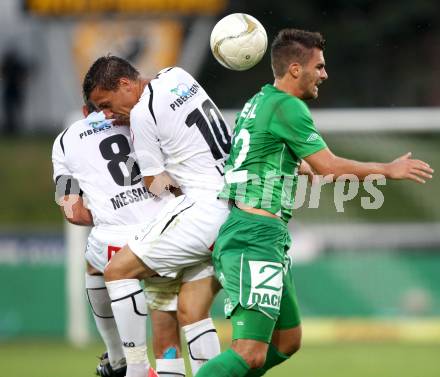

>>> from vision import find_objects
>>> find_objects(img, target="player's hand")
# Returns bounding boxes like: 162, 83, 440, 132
298, 159, 315, 183
145, 172, 181, 197
386, 152, 434, 183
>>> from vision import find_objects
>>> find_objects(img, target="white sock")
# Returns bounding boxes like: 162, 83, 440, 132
182, 318, 220, 375
106, 279, 150, 377
85, 274, 125, 369
156, 358, 185, 376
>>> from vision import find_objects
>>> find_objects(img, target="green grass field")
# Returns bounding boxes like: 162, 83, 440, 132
1, 340, 439, 377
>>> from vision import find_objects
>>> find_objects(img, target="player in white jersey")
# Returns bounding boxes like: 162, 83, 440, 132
52, 104, 216, 377
83, 56, 231, 377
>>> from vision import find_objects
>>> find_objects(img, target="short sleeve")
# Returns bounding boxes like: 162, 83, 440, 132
52, 132, 72, 182
271, 97, 327, 158
52, 131, 82, 199
130, 103, 165, 177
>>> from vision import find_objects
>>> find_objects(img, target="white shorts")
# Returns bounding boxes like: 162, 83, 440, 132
128, 195, 230, 279
85, 224, 143, 273
86, 222, 217, 311
144, 262, 214, 312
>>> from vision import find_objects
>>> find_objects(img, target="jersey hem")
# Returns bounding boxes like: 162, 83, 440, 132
297, 143, 327, 159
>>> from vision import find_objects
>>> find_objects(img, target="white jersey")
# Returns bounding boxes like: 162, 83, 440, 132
130, 67, 232, 201
52, 119, 169, 227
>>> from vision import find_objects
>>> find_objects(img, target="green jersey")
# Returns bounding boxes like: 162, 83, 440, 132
219, 84, 327, 222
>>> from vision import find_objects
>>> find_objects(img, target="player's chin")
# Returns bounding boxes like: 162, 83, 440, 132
314, 84, 320, 96
303, 90, 318, 100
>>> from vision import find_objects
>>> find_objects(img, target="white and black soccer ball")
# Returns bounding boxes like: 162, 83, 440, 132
210, 13, 268, 71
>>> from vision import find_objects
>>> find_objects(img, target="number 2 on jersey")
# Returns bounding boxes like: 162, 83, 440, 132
225, 128, 250, 183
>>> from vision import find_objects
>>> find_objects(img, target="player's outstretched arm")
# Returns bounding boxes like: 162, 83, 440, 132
298, 159, 315, 183
58, 195, 94, 226
305, 148, 434, 184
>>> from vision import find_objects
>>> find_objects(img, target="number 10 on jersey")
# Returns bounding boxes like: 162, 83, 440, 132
185, 99, 231, 160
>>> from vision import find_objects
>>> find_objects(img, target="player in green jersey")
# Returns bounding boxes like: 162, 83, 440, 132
197, 29, 434, 377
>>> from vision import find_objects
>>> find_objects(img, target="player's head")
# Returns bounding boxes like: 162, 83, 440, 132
271, 29, 327, 100
82, 55, 140, 125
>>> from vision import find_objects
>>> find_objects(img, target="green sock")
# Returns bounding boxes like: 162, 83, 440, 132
245, 344, 290, 376
196, 348, 250, 377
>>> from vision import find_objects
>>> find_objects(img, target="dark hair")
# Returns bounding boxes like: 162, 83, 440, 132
271, 29, 325, 78
82, 55, 139, 101
84, 100, 97, 114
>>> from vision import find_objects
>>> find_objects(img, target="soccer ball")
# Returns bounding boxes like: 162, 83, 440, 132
210, 13, 268, 71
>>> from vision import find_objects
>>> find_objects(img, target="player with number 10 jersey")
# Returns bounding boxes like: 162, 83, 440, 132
124, 65, 232, 277
130, 66, 231, 202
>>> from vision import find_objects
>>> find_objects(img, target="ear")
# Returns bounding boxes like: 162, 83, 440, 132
82, 105, 89, 117
118, 77, 132, 90
288, 63, 301, 79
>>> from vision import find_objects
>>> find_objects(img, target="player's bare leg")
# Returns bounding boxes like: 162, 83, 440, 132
196, 337, 269, 377
105, 245, 156, 281
85, 262, 126, 376
244, 326, 302, 376
150, 310, 181, 358
150, 309, 185, 376
271, 325, 302, 356
178, 276, 221, 374
178, 276, 220, 325
197, 331, 301, 377
232, 339, 269, 369
104, 245, 159, 377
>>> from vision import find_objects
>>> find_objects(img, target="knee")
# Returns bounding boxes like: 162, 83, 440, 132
177, 306, 203, 327
103, 247, 138, 282
177, 301, 208, 326
271, 325, 302, 356
232, 341, 268, 369
283, 337, 301, 356
177, 279, 216, 326
176, 309, 189, 327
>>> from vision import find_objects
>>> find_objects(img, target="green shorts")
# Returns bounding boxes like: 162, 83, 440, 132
212, 206, 301, 343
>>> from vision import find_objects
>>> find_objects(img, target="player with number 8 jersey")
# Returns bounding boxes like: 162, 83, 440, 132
52, 120, 165, 223
52, 114, 170, 272
52, 108, 180, 377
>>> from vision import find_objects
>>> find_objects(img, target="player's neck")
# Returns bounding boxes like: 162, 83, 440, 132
138, 78, 151, 97
274, 78, 302, 99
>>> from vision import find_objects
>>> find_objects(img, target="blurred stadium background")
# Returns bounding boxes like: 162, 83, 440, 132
0, 1, 439, 376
